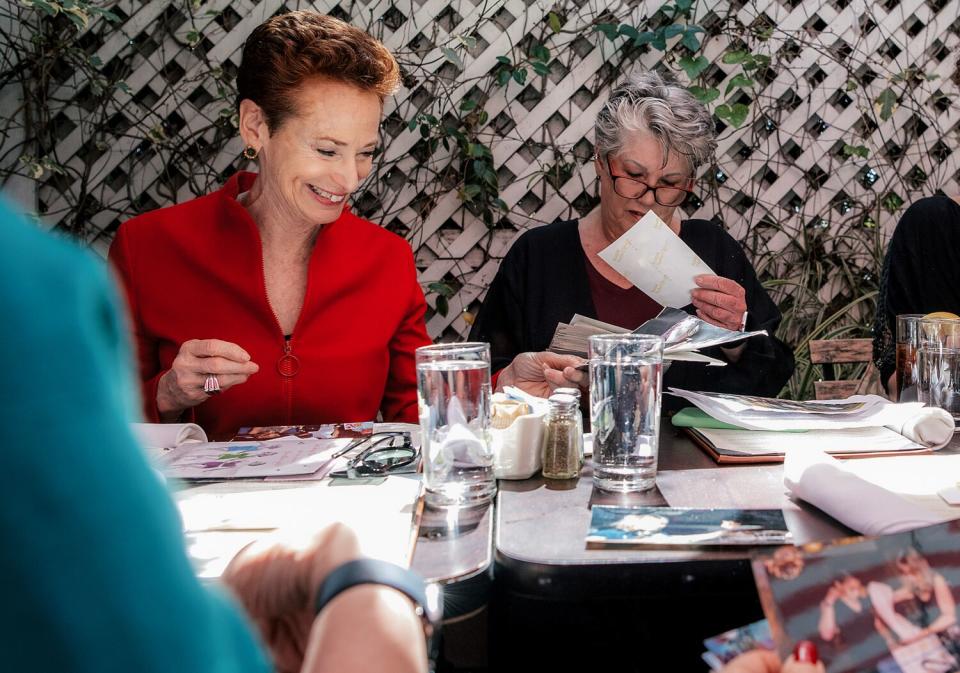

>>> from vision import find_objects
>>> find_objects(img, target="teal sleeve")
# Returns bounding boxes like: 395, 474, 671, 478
0, 201, 271, 673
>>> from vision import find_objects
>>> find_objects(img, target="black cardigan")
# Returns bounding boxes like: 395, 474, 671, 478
469, 218, 795, 412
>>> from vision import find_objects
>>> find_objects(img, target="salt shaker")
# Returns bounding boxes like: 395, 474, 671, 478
541, 393, 582, 480
554, 387, 585, 467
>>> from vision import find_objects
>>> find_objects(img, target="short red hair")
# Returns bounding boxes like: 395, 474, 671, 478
237, 11, 400, 130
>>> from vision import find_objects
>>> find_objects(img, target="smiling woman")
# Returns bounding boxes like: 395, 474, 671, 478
469, 70, 795, 411
109, 12, 430, 439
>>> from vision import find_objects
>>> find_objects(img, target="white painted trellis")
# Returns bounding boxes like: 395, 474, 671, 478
3, 0, 959, 345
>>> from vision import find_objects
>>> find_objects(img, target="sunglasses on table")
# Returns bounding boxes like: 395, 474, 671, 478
329, 431, 420, 479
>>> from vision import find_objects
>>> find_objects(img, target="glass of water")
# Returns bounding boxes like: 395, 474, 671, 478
917, 317, 960, 426
589, 334, 664, 492
895, 314, 924, 401
416, 342, 495, 507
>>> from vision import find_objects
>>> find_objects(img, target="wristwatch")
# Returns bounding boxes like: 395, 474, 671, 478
315, 559, 443, 662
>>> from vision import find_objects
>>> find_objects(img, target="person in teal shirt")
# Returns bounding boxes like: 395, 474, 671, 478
0, 199, 427, 673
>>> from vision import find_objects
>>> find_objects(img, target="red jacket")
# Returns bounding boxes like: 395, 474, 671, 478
109, 172, 430, 439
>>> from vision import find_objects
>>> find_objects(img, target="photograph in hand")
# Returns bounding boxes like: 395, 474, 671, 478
752, 520, 960, 673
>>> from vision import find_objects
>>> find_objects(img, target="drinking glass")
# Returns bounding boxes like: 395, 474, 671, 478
917, 317, 960, 427
416, 342, 495, 507
895, 314, 924, 401
589, 334, 663, 492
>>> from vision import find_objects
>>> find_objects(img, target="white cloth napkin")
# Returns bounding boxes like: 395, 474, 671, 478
131, 422, 207, 450
885, 406, 955, 448
783, 448, 952, 535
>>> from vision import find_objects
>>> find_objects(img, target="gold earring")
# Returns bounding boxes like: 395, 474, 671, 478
242, 145, 259, 160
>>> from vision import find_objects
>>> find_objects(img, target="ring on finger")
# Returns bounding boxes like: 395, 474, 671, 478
203, 374, 221, 395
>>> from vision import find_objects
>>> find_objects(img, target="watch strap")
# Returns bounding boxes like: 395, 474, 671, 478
314, 558, 430, 617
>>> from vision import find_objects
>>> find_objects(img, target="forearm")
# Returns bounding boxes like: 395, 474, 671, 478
818, 604, 837, 641
302, 584, 427, 673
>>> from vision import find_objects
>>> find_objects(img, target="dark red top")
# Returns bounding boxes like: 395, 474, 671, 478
109, 171, 430, 439
583, 254, 662, 329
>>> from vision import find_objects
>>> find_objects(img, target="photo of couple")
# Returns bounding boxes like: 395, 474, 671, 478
755, 520, 960, 673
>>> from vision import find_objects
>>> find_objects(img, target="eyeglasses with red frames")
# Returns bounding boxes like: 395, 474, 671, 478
601, 154, 694, 207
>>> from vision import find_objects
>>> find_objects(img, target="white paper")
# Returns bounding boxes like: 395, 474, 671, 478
597, 211, 715, 308
696, 426, 924, 456
176, 476, 422, 577
669, 389, 943, 435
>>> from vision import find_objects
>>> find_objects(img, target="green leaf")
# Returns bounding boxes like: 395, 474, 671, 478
460, 98, 477, 112
881, 192, 904, 213
675, 0, 694, 12
426, 281, 455, 297
596, 23, 619, 41
530, 44, 550, 62
678, 55, 709, 80
722, 50, 750, 65
715, 103, 749, 127
618, 24, 640, 41
725, 74, 754, 95
496, 55, 511, 65
496, 70, 511, 87
650, 30, 667, 51
440, 47, 463, 70
460, 184, 482, 202
874, 87, 898, 121
680, 29, 700, 51
115, 81, 131, 94
25, 0, 59, 18
548, 12, 562, 33
688, 85, 720, 104
842, 144, 870, 159
532, 61, 551, 76
512, 68, 527, 85
845, 79, 858, 91
87, 54, 102, 68
663, 24, 685, 39
436, 295, 449, 317
407, 118, 418, 131
477, 110, 489, 126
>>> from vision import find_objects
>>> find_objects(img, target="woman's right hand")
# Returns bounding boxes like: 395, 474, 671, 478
157, 339, 259, 417
496, 351, 586, 398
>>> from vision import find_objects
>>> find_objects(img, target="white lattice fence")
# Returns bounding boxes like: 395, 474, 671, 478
2, 0, 959, 350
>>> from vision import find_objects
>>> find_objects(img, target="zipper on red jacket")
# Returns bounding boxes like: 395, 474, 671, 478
277, 335, 299, 424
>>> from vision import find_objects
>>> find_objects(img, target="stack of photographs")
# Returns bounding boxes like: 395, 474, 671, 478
752, 520, 960, 673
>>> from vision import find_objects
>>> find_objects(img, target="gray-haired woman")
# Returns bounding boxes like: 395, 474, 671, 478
469, 69, 794, 409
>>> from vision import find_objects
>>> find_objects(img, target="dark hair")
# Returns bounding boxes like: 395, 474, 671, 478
236, 11, 400, 130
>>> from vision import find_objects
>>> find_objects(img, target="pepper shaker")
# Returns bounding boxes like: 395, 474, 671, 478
541, 393, 582, 480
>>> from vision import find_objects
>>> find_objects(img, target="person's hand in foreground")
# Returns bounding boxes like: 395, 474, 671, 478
157, 339, 259, 418
720, 642, 825, 673
222, 523, 427, 673
496, 351, 587, 398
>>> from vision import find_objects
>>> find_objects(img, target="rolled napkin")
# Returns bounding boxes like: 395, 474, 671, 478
783, 448, 952, 535
884, 406, 955, 448
131, 422, 207, 450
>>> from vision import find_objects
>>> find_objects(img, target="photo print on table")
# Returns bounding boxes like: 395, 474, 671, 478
752, 520, 960, 673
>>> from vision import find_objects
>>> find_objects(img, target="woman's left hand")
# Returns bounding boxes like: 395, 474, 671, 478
691, 275, 747, 331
